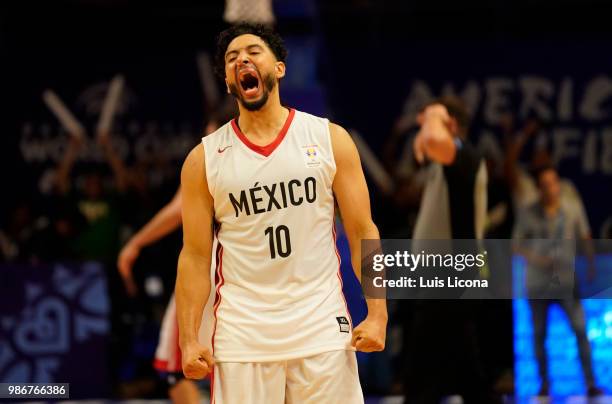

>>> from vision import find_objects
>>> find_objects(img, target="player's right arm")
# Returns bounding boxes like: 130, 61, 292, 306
176, 144, 215, 379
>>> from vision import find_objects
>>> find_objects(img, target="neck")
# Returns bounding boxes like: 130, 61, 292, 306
542, 198, 560, 215
236, 90, 288, 141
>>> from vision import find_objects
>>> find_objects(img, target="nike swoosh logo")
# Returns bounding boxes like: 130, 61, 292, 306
217, 146, 232, 153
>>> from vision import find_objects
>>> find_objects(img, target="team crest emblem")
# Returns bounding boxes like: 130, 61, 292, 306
302, 144, 321, 167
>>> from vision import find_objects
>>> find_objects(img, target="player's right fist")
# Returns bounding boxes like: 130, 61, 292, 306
181, 342, 215, 379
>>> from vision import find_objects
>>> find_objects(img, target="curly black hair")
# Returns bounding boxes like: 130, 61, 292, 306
214, 22, 288, 78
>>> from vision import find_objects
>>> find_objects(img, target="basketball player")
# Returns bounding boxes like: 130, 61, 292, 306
176, 23, 387, 403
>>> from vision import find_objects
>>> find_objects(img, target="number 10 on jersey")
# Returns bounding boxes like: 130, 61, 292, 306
264, 225, 292, 258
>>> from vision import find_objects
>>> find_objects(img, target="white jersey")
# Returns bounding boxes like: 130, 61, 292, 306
202, 108, 353, 362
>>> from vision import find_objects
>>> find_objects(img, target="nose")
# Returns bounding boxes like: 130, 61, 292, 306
237, 53, 251, 68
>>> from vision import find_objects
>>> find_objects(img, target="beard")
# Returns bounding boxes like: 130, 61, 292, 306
229, 73, 277, 112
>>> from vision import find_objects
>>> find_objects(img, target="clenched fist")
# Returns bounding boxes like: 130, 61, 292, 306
351, 316, 386, 352
181, 342, 215, 379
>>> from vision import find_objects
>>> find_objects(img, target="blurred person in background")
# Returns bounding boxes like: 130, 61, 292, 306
500, 116, 587, 217
404, 96, 491, 404
52, 134, 128, 263
411, 97, 487, 240
513, 164, 602, 397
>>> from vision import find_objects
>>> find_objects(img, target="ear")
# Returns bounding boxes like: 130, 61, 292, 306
225, 78, 231, 94
274, 61, 286, 80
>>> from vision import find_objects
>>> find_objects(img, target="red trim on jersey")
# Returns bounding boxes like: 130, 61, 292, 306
230, 108, 295, 157
210, 241, 223, 404
210, 368, 215, 404
153, 359, 168, 372
212, 243, 224, 350
211, 222, 225, 353
332, 218, 353, 328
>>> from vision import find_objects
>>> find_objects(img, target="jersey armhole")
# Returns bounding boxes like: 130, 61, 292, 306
201, 137, 216, 199
324, 119, 337, 180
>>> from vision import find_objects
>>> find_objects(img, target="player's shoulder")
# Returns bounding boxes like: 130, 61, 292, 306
325, 121, 358, 166
328, 121, 349, 136
326, 120, 352, 149
200, 121, 235, 166
183, 143, 204, 171
181, 144, 212, 194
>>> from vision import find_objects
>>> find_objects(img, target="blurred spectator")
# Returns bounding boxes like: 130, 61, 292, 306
404, 96, 490, 403
501, 119, 588, 218
513, 164, 602, 397
411, 97, 487, 240
47, 135, 128, 263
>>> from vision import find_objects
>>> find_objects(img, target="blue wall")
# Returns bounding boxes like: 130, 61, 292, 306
514, 256, 612, 398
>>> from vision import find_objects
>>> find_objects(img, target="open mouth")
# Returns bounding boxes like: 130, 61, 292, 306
238, 70, 261, 98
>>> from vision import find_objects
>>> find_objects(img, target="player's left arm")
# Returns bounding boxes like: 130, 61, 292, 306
330, 122, 387, 353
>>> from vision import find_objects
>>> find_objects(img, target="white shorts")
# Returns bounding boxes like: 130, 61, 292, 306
211, 350, 363, 404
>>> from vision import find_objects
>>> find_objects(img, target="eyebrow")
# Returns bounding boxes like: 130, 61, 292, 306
225, 44, 265, 60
